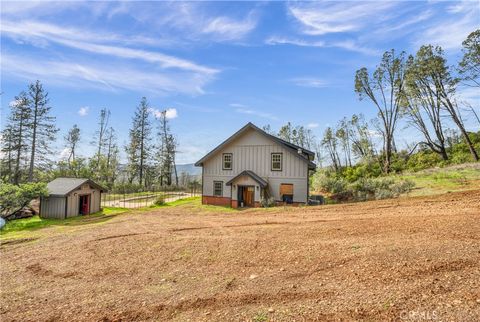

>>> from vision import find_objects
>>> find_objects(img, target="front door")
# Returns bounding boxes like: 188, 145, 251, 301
242, 186, 255, 207
79, 194, 90, 215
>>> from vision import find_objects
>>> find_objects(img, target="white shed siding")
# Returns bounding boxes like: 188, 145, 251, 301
40, 197, 66, 219
202, 128, 309, 203
66, 184, 101, 217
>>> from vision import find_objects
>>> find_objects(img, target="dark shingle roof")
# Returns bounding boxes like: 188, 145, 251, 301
47, 178, 105, 196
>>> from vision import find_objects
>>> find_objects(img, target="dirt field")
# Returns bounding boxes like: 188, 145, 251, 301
1, 190, 480, 321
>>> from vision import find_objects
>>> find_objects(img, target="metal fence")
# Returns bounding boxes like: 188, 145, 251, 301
101, 186, 201, 209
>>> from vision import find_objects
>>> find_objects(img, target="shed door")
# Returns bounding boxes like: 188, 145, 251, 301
79, 194, 90, 215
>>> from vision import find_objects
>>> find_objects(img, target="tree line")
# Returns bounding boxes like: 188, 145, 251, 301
1, 88, 181, 189
266, 29, 480, 174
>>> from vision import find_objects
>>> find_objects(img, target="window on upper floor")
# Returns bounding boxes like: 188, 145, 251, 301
223, 153, 232, 170
213, 181, 223, 196
271, 153, 283, 171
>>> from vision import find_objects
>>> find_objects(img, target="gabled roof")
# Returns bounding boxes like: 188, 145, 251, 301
46, 178, 106, 196
226, 170, 268, 188
195, 122, 316, 169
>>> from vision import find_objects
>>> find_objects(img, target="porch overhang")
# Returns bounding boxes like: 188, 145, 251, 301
226, 170, 268, 188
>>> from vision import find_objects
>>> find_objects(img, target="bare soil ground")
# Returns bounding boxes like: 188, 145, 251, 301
1, 190, 480, 321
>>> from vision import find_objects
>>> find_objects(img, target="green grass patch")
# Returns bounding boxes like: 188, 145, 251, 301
0, 207, 128, 240
394, 166, 480, 196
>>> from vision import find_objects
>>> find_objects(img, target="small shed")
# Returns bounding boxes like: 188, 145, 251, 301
40, 178, 106, 219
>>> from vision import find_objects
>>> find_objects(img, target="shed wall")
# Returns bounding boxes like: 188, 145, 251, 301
40, 197, 66, 219
66, 184, 101, 217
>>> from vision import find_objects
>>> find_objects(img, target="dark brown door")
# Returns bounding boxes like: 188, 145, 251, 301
242, 186, 254, 207
80, 195, 90, 215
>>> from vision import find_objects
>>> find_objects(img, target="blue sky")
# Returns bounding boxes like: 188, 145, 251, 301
1, 1, 479, 164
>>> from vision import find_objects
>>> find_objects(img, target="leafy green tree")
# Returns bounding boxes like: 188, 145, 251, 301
336, 118, 352, 167
348, 114, 375, 160
459, 29, 480, 88
403, 51, 448, 160
54, 158, 94, 179
412, 45, 478, 161
322, 127, 341, 171
0, 182, 48, 219
277, 122, 315, 150
355, 49, 407, 173
27, 80, 59, 182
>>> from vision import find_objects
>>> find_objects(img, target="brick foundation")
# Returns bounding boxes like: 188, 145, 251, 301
202, 195, 231, 207
202, 196, 305, 208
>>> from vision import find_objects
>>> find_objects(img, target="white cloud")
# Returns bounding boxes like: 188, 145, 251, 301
59, 147, 71, 160
414, 1, 479, 50
2, 53, 213, 95
78, 106, 89, 116
265, 36, 379, 56
265, 36, 325, 47
235, 107, 278, 121
202, 14, 257, 41
1, 20, 218, 75
104, 1, 258, 43
9, 99, 22, 107
307, 123, 319, 129
150, 108, 178, 120
290, 77, 328, 89
288, 1, 398, 35
165, 108, 178, 119
229, 103, 248, 108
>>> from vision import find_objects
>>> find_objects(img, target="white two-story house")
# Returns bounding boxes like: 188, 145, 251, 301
195, 122, 316, 208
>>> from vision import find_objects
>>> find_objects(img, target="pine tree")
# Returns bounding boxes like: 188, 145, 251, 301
1, 93, 31, 184
126, 97, 152, 186
27, 80, 59, 181
155, 110, 178, 186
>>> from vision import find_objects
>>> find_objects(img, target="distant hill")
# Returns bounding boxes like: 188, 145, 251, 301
176, 163, 202, 176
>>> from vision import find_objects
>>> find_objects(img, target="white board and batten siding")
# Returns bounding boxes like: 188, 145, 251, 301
203, 127, 309, 203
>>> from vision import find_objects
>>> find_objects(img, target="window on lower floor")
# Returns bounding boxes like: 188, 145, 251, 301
213, 181, 223, 197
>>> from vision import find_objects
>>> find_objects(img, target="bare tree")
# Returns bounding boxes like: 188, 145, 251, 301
64, 124, 80, 163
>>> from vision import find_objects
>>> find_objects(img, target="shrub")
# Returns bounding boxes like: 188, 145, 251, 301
154, 196, 165, 206
0, 183, 48, 220
406, 151, 444, 171
313, 173, 348, 194
260, 197, 275, 208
